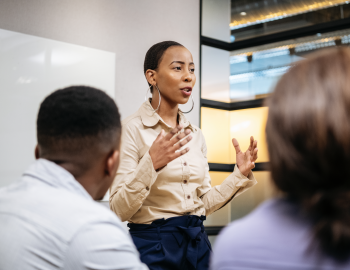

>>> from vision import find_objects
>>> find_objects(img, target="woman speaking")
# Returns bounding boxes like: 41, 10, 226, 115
110, 41, 258, 270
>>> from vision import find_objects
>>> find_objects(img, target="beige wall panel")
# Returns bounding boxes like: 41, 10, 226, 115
201, 107, 231, 164
229, 107, 269, 163
231, 171, 275, 221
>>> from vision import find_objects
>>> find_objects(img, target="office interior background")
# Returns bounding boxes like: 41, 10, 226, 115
1, 0, 350, 245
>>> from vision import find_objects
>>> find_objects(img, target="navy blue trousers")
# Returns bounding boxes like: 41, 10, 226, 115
128, 215, 211, 270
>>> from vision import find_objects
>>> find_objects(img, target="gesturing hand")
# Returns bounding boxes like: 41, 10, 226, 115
149, 124, 192, 171
232, 136, 258, 177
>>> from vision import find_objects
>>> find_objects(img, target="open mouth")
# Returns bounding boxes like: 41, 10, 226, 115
180, 88, 192, 96
181, 87, 192, 93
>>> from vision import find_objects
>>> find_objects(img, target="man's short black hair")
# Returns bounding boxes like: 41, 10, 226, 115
37, 86, 121, 156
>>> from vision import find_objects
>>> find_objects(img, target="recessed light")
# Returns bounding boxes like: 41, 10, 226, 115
240, 12, 247, 16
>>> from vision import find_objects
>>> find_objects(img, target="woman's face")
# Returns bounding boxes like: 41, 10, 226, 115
154, 46, 196, 105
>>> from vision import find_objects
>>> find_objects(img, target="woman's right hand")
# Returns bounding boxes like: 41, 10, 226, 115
149, 124, 192, 171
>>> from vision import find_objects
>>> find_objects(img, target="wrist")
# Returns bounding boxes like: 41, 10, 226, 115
149, 151, 159, 170
237, 165, 249, 177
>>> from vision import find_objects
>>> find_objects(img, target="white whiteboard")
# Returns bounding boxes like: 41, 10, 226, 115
0, 28, 116, 198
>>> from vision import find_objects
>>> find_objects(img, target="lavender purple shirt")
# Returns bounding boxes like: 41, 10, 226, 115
211, 198, 350, 270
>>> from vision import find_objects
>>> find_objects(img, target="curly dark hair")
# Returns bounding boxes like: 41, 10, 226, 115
144, 41, 184, 93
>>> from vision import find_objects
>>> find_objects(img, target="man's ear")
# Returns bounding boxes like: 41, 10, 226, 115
34, 145, 40, 159
105, 150, 120, 177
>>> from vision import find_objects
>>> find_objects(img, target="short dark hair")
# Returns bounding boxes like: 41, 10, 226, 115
37, 86, 121, 157
144, 41, 183, 93
266, 47, 350, 261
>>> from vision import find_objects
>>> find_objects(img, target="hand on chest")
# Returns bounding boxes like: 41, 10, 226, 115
138, 128, 206, 185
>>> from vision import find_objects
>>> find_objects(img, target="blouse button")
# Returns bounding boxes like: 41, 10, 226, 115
187, 195, 190, 199
146, 186, 149, 191
183, 180, 187, 184
184, 162, 187, 166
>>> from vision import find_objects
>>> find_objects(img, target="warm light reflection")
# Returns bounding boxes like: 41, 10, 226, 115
209, 171, 231, 186
229, 107, 269, 163
201, 108, 230, 163
230, 0, 349, 30
201, 107, 269, 164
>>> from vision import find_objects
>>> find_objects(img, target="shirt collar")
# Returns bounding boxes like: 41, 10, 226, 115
23, 159, 92, 200
139, 99, 196, 132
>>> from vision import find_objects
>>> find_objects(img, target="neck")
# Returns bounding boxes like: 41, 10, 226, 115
151, 91, 178, 128
42, 156, 101, 200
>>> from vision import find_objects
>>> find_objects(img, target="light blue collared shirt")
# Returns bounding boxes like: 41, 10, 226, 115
0, 159, 148, 270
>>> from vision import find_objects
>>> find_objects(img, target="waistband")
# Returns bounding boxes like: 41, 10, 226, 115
128, 215, 206, 231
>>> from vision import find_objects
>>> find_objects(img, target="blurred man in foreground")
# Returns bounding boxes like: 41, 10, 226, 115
0, 86, 147, 270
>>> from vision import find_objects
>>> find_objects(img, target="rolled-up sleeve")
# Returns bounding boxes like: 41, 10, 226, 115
109, 124, 164, 222
197, 132, 257, 216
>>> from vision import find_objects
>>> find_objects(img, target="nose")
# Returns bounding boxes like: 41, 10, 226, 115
183, 69, 192, 83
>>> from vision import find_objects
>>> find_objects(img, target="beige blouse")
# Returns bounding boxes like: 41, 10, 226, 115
109, 100, 257, 224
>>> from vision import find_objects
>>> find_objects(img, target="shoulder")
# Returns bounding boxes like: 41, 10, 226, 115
216, 199, 288, 244
212, 199, 310, 267
188, 124, 204, 139
189, 125, 206, 150
64, 207, 146, 270
72, 202, 127, 237
122, 110, 143, 130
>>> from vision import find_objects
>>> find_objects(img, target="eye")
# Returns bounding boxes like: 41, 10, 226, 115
174, 66, 181, 71
190, 68, 195, 72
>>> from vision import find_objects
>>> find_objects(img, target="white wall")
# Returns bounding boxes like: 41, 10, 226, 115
0, 0, 200, 125
202, 0, 231, 42
0, 29, 116, 188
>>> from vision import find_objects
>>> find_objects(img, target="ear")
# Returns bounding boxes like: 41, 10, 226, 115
35, 145, 40, 159
105, 150, 120, 177
145, 69, 157, 86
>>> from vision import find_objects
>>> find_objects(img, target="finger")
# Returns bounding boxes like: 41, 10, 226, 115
250, 162, 255, 170
173, 147, 190, 159
248, 136, 254, 151
251, 148, 258, 161
253, 140, 258, 150
164, 124, 184, 141
173, 135, 192, 150
155, 129, 165, 141
232, 138, 242, 154
170, 128, 191, 144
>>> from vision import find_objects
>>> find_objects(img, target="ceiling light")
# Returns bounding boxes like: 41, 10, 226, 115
230, 0, 349, 30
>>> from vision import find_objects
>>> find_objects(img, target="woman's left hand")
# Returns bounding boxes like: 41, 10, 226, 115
232, 136, 258, 177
